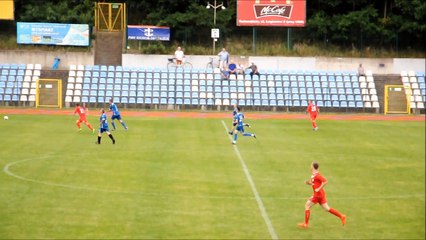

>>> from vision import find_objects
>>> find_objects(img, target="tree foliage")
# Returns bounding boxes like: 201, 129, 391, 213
9, 0, 426, 52
15, 0, 94, 24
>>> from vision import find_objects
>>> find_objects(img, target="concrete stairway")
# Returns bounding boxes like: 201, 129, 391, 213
94, 31, 123, 66
373, 74, 402, 113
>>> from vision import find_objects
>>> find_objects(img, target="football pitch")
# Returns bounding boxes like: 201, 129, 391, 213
0, 113, 424, 239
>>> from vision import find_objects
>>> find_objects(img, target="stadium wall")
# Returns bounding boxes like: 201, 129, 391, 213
0, 50, 94, 69
0, 51, 424, 74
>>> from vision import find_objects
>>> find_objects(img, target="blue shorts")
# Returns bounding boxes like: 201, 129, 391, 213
100, 127, 109, 133
111, 114, 122, 121
236, 126, 245, 133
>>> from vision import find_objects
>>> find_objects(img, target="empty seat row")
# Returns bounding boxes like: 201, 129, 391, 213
65, 66, 379, 109
401, 72, 426, 109
73, 64, 364, 77
0, 63, 42, 104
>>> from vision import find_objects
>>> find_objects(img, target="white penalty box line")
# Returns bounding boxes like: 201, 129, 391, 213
221, 120, 279, 240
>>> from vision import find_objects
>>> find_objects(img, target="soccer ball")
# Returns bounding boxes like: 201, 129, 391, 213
3, 116, 9, 120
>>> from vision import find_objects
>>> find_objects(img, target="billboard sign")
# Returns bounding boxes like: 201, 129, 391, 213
237, 0, 306, 27
17, 22, 90, 46
127, 25, 170, 41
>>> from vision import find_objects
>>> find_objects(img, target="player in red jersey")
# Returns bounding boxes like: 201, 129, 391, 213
74, 103, 94, 133
306, 100, 319, 131
298, 162, 346, 228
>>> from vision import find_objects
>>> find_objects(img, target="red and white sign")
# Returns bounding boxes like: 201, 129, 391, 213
237, 0, 306, 27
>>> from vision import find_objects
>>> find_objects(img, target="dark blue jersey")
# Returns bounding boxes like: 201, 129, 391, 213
234, 112, 245, 127
232, 107, 238, 116
100, 113, 108, 129
109, 102, 120, 115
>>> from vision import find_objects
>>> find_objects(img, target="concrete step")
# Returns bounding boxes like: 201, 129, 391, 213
94, 31, 123, 66
373, 74, 403, 113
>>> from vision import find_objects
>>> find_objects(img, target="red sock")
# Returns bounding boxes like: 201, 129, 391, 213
312, 121, 317, 128
305, 210, 310, 224
76, 122, 81, 128
329, 208, 343, 218
87, 123, 93, 130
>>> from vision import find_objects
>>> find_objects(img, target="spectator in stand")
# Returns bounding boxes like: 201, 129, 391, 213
174, 46, 185, 66
228, 63, 238, 78
217, 48, 229, 70
357, 64, 365, 77
221, 66, 230, 80
236, 63, 245, 75
247, 62, 260, 79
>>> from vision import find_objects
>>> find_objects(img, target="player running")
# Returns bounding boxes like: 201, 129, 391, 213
306, 100, 319, 131
108, 98, 128, 131
298, 162, 346, 228
96, 108, 116, 145
74, 103, 94, 133
228, 103, 251, 135
232, 107, 256, 145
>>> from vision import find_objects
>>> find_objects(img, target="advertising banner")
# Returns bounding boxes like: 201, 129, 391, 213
128, 25, 170, 41
237, 0, 306, 27
17, 22, 90, 46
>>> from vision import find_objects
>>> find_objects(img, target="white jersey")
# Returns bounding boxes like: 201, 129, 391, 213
175, 50, 184, 61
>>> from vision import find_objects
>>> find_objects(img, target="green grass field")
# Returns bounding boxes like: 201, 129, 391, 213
0, 114, 424, 239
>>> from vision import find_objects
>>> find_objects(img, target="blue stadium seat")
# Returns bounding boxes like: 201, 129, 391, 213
332, 101, 340, 107
293, 100, 301, 106
135, 97, 143, 104
355, 95, 362, 102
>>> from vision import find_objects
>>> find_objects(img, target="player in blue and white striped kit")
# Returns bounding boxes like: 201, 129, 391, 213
109, 98, 128, 131
232, 107, 256, 145
96, 108, 115, 144
228, 103, 251, 135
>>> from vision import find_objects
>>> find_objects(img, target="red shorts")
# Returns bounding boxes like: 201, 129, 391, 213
310, 113, 317, 121
77, 118, 88, 124
309, 194, 327, 204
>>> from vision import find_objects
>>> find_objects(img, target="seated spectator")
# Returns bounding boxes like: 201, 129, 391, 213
247, 62, 260, 79
221, 67, 230, 80
236, 64, 245, 75
228, 63, 238, 77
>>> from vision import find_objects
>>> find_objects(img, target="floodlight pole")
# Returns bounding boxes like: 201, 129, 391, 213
207, 0, 225, 54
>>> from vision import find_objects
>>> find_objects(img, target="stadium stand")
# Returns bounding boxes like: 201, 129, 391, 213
401, 71, 426, 110
3, 63, 423, 112
0, 63, 40, 106
60, 65, 385, 111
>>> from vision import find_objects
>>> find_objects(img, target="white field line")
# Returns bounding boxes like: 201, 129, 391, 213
3, 157, 425, 201
221, 120, 279, 240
